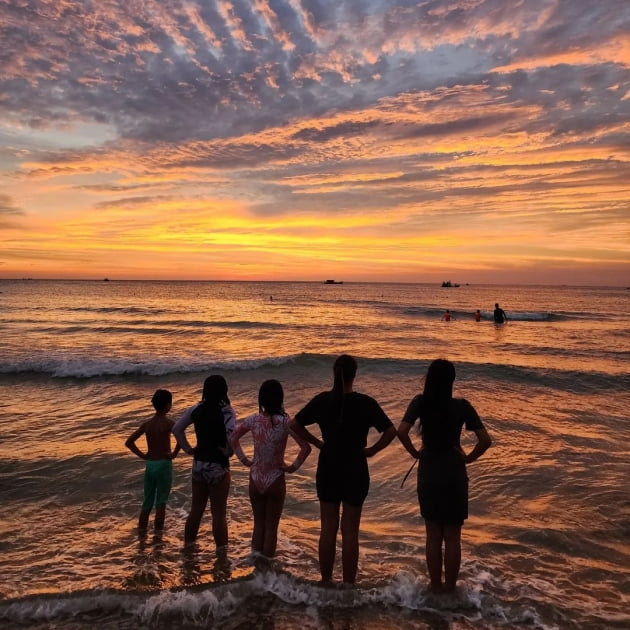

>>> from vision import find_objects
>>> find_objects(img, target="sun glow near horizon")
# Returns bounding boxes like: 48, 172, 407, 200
1, 1, 629, 285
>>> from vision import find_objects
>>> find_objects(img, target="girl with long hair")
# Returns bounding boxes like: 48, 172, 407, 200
397, 359, 492, 593
230, 379, 311, 558
290, 355, 397, 585
173, 375, 236, 545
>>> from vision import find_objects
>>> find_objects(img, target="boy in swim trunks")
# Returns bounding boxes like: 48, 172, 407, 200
125, 389, 180, 530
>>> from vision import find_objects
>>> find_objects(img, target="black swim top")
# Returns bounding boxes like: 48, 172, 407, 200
401, 395, 483, 451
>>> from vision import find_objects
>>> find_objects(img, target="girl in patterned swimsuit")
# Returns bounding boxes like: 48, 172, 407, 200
173, 375, 236, 546
231, 379, 311, 558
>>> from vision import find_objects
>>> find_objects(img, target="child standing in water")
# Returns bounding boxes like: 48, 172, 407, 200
230, 379, 311, 558
397, 359, 491, 593
125, 389, 180, 530
290, 355, 397, 585
172, 375, 235, 546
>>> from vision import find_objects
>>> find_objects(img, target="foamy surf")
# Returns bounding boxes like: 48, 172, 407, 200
1, 569, 568, 630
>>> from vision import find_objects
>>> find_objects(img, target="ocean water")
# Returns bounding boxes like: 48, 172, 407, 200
0, 279, 628, 629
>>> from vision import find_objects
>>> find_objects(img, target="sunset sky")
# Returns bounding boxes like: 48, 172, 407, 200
1, 0, 629, 285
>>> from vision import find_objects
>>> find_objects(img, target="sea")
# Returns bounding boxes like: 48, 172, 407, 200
0, 279, 628, 630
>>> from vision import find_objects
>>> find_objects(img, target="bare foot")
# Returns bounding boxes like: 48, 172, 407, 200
318, 579, 336, 588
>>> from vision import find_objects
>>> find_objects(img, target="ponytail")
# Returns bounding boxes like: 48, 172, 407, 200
422, 359, 455, 413
331, 354, 357, 423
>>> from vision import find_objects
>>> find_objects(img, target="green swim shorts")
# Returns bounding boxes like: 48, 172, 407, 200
141, 459, 173, 511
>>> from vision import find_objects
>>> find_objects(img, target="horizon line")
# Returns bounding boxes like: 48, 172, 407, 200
0, 277, 627, 289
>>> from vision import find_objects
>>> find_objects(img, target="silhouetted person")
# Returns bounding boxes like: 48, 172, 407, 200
230, 379, 311, 558
398, 359, 491, 593
493, 303, 507, 324
125, 389, 180, 530
290, 354, 396, 585
173, 375, 235, 546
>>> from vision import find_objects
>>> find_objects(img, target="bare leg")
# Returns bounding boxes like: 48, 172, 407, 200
443, 523, 462, 592
138, 510, 150, 530
319, 501, 341, 584
185, 480, 209, 543
424, 520, 444, 593
154, 505, 166, 530
249, 479, 266, 554
140, 467, 156, 530
208, 471, 230, 548
340, 502, 363, 584
262, 476, 286, 558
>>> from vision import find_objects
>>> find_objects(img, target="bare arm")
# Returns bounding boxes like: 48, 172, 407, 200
230, 418, 253, 468
284, 427, 312, 472
464, 427, 492, 463
365, 425, 397, 458
397, 421, 421, 459
170, 442, 181, 459
172, 406, 196, 456
288, 419, 323, 450
169, 421, 181, 459
125, 424, 148, 460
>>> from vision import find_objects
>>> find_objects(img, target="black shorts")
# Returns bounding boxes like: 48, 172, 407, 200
417, 450, 468, 525
316, 449, 369, 507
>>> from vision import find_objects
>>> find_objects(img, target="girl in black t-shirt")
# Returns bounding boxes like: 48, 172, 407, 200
290, 354, 396, 585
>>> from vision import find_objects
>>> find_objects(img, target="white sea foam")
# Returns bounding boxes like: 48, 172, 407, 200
0, 352, 307, 379
0, 571, 566, 629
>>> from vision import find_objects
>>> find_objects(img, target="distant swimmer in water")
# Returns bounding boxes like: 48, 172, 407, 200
493, 303, 507, 324
474, 310, 481, 322
442, 309, 452, 322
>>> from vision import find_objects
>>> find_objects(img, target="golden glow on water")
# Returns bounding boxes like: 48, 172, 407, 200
1, 280, 628, 630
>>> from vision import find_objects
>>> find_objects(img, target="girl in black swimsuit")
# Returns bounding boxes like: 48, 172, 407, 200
397, 359, 492, 593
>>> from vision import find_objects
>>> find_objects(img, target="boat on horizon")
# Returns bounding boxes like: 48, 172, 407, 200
324, 279, 343, 284
441, 280, 459, 287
